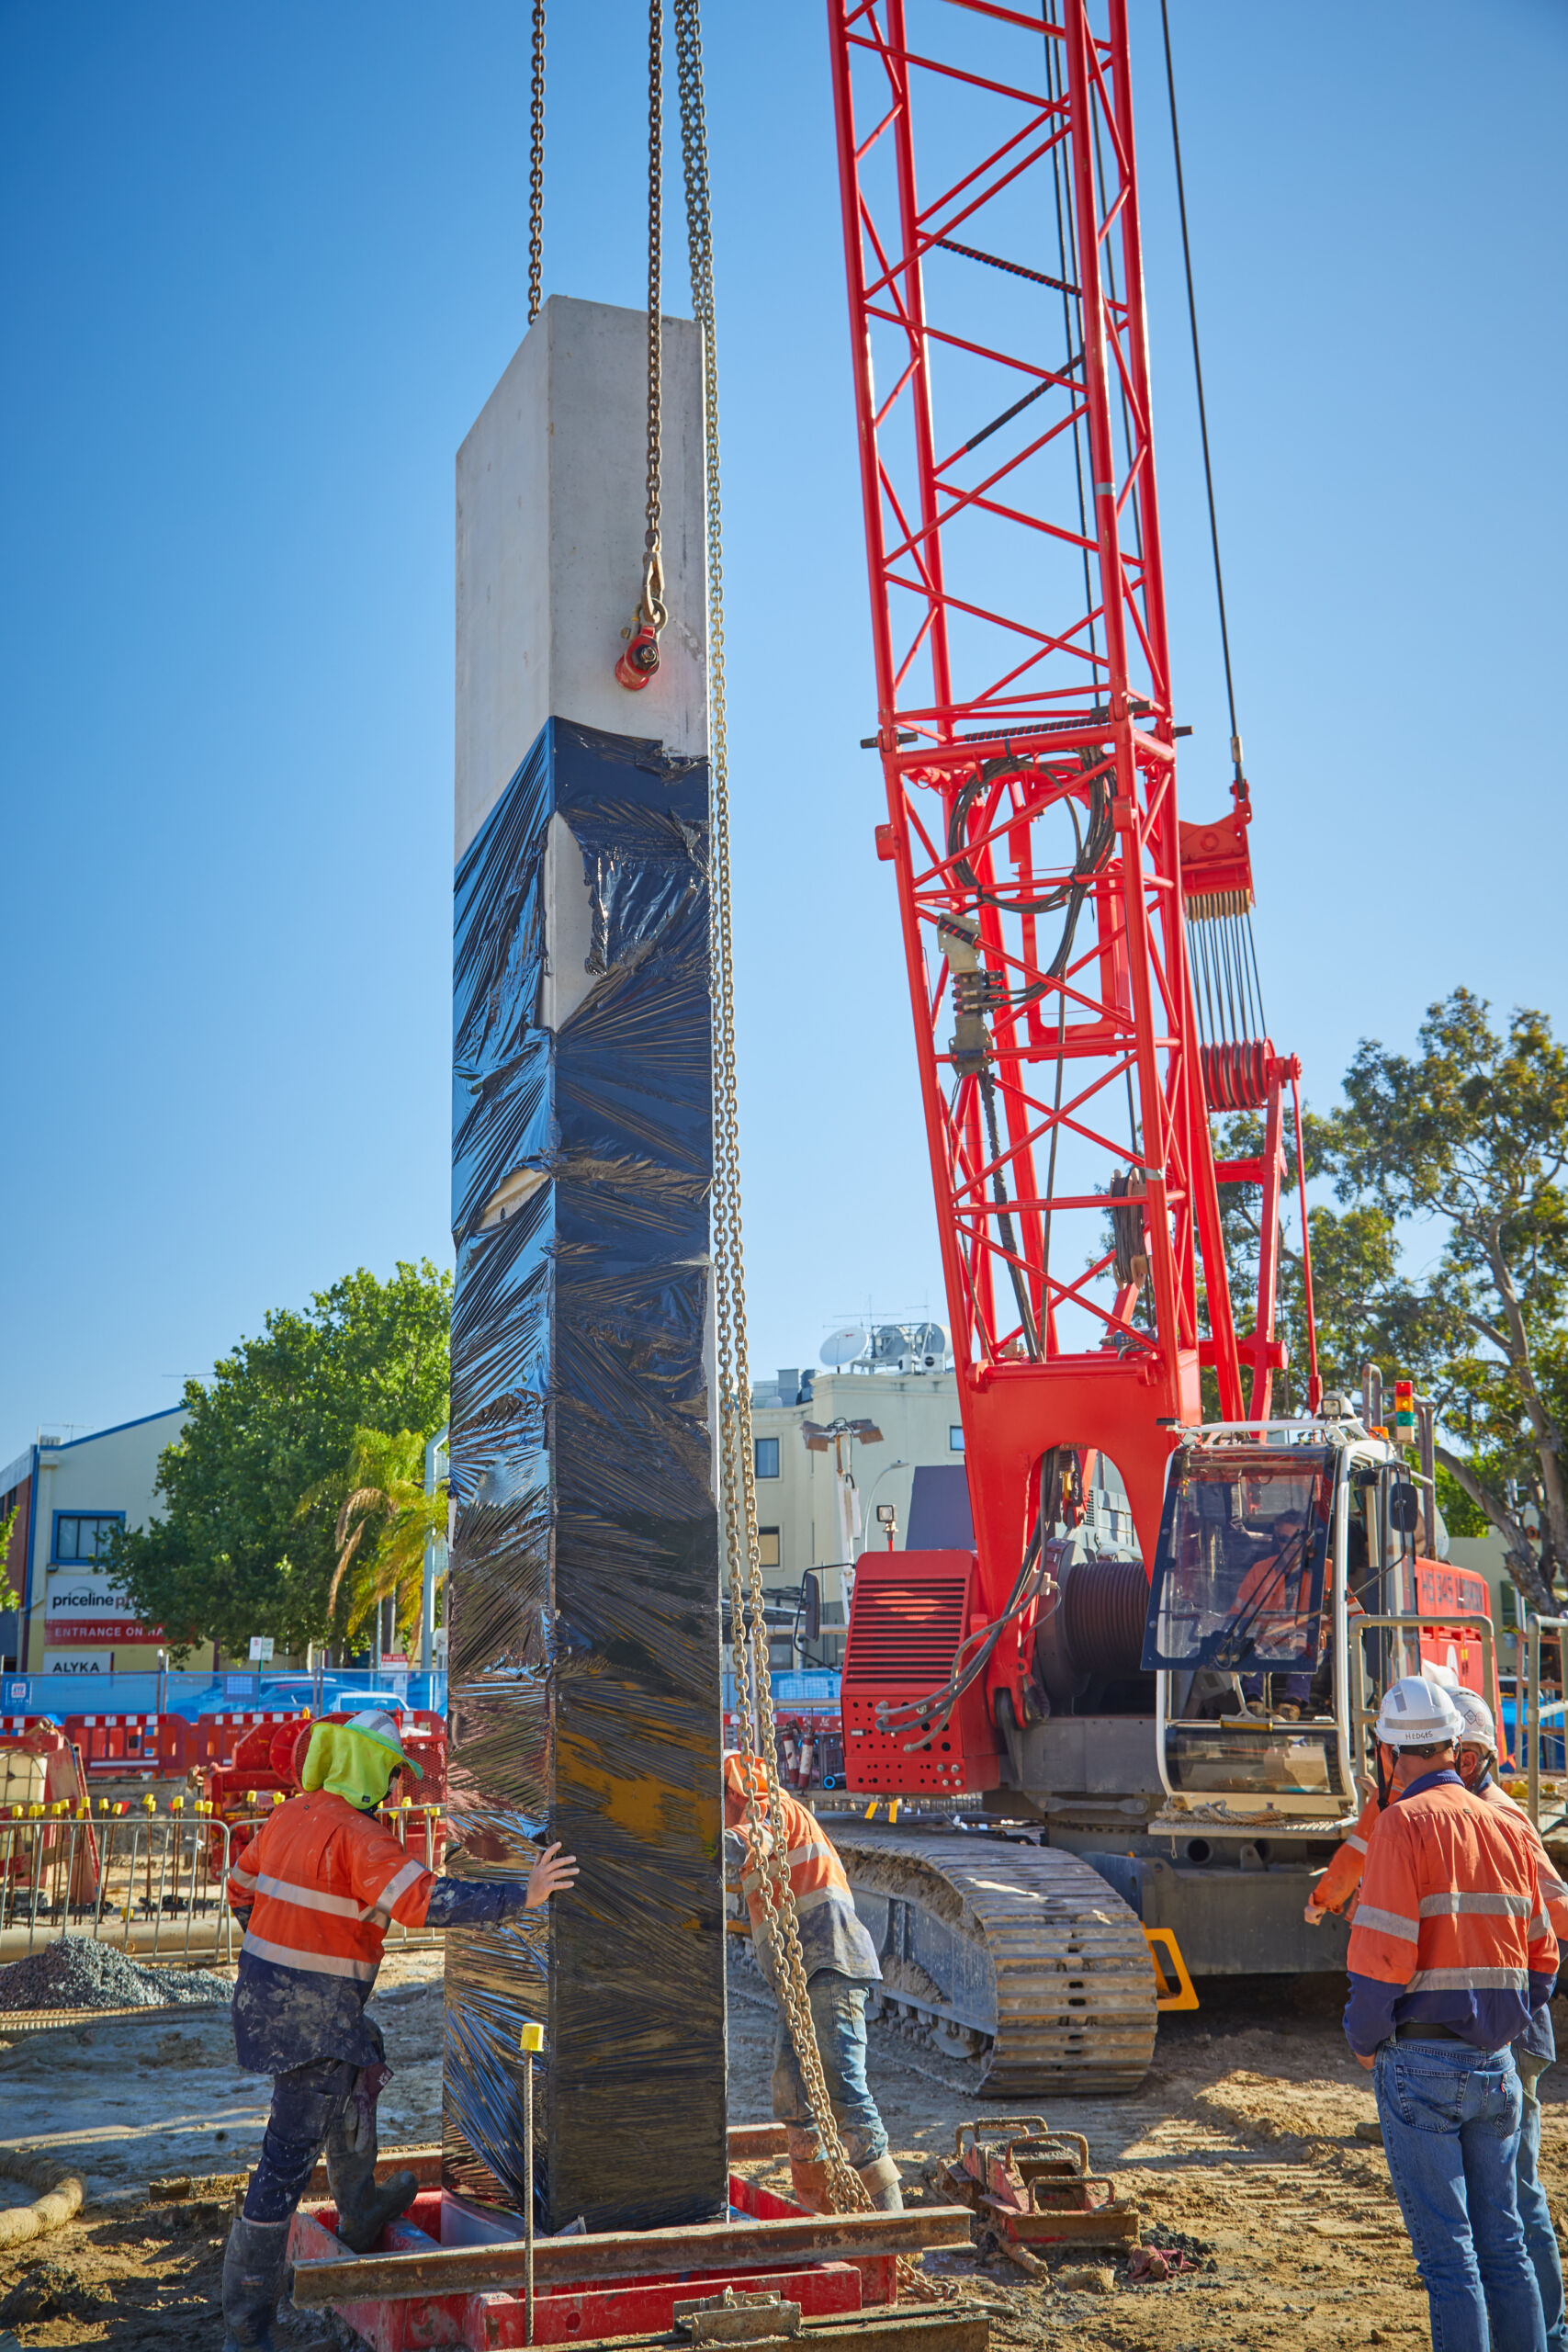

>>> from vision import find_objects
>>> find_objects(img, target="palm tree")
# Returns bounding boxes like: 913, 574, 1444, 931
301, 1429, 447, 1652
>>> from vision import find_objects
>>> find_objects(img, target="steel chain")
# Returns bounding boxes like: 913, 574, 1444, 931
526, 1, 546, 326
640, 0, 667, 633
673, 5, 934, 2293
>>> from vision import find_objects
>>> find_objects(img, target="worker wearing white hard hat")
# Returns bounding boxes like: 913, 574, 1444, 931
1450, 1686, 1568, 2352
1345, 1675, 1557, 2352
1305, 1668, 1473, 1925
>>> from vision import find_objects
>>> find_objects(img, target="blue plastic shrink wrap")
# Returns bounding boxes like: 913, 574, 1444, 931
444, 716, 727, 2233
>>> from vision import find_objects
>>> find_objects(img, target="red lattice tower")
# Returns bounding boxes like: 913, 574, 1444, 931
829, 0, 1281, 1658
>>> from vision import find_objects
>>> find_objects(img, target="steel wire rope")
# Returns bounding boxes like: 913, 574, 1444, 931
526, 2, 546, 325
671, 5, 935, 2273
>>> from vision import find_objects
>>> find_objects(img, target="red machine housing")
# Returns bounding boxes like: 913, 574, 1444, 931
1415, 1558, 1504, 1730
841, 1552, 999, 1794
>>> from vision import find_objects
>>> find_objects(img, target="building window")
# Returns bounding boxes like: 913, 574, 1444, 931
949, 1426, 965, 1452
754, 1436, 780, 1480
758, 1526, 781, 1569
52, 1512, 124, 1563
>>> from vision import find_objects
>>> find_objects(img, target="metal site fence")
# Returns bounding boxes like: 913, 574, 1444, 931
1, 1667, 448, 1724
0, 1804, 447, 1967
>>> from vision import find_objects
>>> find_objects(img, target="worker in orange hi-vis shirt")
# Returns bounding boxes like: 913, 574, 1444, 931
1304, 1667, 1464, 1927
1345, 1675, 1556, 2352
723, 1752, 900, 2215
220, 1713, 577, 2352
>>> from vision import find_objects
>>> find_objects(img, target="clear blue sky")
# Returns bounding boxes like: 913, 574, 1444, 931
2, 1, 1564, 1453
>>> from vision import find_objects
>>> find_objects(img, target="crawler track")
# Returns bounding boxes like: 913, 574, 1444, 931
835, 1828, 1157, 2097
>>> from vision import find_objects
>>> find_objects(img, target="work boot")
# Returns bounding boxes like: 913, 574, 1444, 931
324, 2112, 419, 2255
857, 2155, 904, 2212
221, 2214, 291, 2352
788, 2156, 831, 2213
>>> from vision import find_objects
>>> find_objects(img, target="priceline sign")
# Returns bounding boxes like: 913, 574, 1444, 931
43, 1571, 158, 1644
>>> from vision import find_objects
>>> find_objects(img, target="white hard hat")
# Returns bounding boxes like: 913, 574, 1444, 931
1425, 1663, 1461, 1695
1451, 1689, 1497, 1751
1374, 1675, 1463, 1749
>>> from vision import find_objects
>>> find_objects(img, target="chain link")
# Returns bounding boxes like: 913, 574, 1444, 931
640, 0, 667, 633
526, 1, 546, 326
674, 5, 933, 2293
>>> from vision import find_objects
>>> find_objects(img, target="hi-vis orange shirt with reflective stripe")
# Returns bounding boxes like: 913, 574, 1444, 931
1346, 1778, 1558, 2037
1316, 1784, 1568, 1934
227, 1792, 434, 1982
734, 1784, 856, 1929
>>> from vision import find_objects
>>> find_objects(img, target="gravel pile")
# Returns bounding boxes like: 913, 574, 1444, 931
0, 1938, 231, 2013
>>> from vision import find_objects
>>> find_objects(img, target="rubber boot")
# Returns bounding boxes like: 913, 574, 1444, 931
788, 2156, 831, 2214
220, 2214, 291, 2352
324, 2111, 419, 2255
857, 2155, 904, 2212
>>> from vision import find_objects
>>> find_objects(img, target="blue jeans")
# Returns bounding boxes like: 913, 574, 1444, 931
1518, 2078, 1567, 2352
1375, 2039, 1545, 2352
243, 2057, 355, 2223
771, 1972, 886, 2168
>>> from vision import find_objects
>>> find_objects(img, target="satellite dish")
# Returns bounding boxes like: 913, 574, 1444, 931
907, 1322, 949, 1363
820, 1324, 869, 1367
870, 1323, 908, 1364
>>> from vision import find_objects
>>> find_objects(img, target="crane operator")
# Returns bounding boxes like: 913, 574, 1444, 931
1236, 1508, 1314, 1713
723, 1752, 901, 2215
220, 1712, 577, 2352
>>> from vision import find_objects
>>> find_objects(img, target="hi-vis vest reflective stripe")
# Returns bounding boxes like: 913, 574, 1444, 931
227, 1791, 434, 1982
737, 1786, 855, 1928
1347, 1779, 1558, 2000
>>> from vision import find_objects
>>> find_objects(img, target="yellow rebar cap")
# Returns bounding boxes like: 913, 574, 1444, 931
519, 2023, 545, 2053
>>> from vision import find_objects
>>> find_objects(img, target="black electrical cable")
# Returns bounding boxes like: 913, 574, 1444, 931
980, 1069, 1042, 1362
946, 750, 1113, 954
1160, 0, 1243, 782
877, 1517, 1057, 1743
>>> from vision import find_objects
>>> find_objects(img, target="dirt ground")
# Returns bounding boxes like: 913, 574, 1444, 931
3, 1947, 1566, 2350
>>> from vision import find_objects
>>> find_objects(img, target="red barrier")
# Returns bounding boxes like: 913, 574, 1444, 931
61, 1712, 187, 1777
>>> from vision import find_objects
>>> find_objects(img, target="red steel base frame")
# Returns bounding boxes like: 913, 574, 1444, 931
289, 2174, 889, 2352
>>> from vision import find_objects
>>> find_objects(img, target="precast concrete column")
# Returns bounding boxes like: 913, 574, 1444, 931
445, 296, 726, 2233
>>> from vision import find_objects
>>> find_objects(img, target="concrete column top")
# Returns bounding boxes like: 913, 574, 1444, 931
456, 294, 707, 862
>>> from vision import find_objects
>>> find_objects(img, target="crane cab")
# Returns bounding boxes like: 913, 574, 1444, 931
1142, 1418, 1497, 1823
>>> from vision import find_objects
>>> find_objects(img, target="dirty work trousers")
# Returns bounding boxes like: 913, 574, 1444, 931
243, 2057, 357, 2224
1517, 2077, 1568, 2352
771, 1971, 887, 2169
1375, 2038, 1545, 2352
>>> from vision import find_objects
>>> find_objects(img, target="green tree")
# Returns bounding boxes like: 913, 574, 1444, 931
0, 1503, 19, 1613
107, 1262, 451, 1659
1204, 994, 1568, 1611
1316, 993, 1568, 1611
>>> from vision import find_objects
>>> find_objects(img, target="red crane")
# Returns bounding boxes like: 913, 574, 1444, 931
828, 0, 1316, 1750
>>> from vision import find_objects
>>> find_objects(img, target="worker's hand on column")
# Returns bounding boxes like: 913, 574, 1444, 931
527, 1840, 579, 1907
1303, 1901, 1325, 1926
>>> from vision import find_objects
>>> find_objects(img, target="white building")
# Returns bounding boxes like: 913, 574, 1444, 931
0, 1408, 196, 1678
744, 1360, 971, 1668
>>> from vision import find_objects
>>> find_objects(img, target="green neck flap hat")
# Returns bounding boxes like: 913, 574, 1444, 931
301, 1710, 423, 1812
